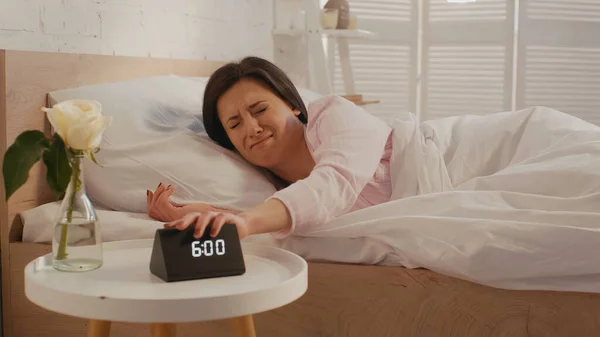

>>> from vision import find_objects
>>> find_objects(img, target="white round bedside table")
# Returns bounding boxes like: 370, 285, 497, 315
24, 239, 308, 337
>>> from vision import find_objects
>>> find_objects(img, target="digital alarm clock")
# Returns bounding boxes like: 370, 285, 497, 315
149, 223, 246, 282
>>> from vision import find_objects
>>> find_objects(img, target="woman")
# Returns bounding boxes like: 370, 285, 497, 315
147, 56, 394, 239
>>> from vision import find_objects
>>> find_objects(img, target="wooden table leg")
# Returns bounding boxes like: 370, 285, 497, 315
87, 320, 111, 337
150, 323, 176, 337
231, 315, 256, 337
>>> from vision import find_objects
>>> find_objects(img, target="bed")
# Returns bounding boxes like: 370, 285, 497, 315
1, 49, 600, 337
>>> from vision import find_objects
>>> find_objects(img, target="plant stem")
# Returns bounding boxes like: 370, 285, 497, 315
56, 155, 81, 260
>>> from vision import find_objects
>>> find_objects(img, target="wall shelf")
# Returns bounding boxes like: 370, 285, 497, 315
273, 28, 377, 40
273, 0, 380, 97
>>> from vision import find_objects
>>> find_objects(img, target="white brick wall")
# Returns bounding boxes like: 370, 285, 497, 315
0, 0, 274, 61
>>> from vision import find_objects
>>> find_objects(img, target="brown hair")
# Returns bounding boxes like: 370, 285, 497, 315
202, 56, 308, 150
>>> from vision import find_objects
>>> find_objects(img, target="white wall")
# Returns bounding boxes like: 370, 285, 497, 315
0, 0, 274, 61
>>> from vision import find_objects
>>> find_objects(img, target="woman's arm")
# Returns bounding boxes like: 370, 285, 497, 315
148, 184, 292, 238
147, 183, 241, 222
181, 202, 241, 216
161, 197, 291, 239
265, 96, 392, 237
238, 198, 292, 235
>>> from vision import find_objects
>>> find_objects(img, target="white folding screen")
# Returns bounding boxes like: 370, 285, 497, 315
349, 0, 412, 21
330, 0, 418, 121
421, 0, 515, 120
516, 0, 600, 126
319, 0, 599, 124
332, 41, 414, 119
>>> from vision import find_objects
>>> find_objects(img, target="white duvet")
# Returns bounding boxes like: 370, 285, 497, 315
21, 106, 600, 293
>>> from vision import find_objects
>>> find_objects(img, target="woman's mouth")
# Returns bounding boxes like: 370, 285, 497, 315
251, 135, 273, 149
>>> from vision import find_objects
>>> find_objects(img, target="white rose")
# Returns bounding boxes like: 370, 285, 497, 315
42, 99, 112, 150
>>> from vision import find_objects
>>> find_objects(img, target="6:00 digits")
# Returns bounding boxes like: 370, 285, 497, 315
192, 239, 226, 257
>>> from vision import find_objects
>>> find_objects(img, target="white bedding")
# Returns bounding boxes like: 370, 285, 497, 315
21, 106, 600, 294
20, 201, 395, 264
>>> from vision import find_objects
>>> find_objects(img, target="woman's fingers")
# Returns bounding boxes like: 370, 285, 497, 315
147, 183, 178, 221
157, 185, 175, 206
146, 190, 153, 213
193, 212, 215, 238
151, 183, 167, 205
210, 213, 230, 237
165, 212, 196, 229
164, 216, 184, 229
163, 211, 243, 240
163, 219, 180, 228
164, 185, 174, 197
175, 213, 197, 231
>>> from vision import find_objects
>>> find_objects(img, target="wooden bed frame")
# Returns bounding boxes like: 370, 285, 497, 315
1, 49, 599, 337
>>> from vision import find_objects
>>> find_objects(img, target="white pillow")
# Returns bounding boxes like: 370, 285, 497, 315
48, 75, 297, 213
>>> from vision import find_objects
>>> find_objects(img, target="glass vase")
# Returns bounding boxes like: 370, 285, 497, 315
52, 153, 103, 272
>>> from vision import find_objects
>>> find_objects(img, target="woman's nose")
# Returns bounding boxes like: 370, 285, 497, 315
244, 116, 263, 135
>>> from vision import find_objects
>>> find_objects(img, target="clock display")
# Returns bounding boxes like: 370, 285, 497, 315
192, 239, 226, 257
149, 223, 246, 282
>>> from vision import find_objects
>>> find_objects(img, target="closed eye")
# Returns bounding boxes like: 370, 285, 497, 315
228, 106, 266, 129
226, 118, 241, 129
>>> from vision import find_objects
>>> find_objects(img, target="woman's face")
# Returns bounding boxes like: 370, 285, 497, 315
217, 78, 304, 168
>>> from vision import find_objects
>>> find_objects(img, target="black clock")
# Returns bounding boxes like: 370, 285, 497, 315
149, 223, 246, 282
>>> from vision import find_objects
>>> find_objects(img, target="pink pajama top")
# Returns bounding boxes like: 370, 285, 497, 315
269, 95, 393, 237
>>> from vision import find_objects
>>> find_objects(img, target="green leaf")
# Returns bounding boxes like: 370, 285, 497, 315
88, 150, 102, 167
2, 130, 50, 201
42, 135, 72, 198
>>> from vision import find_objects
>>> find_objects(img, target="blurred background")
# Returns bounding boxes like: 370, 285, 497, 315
1, 0, 597, 124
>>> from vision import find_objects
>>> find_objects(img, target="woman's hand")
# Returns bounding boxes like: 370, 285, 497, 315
147, 183, 218, 222
149, 183, 291, 239
164, 211, 251, 240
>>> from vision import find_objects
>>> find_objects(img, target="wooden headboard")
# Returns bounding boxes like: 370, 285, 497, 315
0, 48, 224, 248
